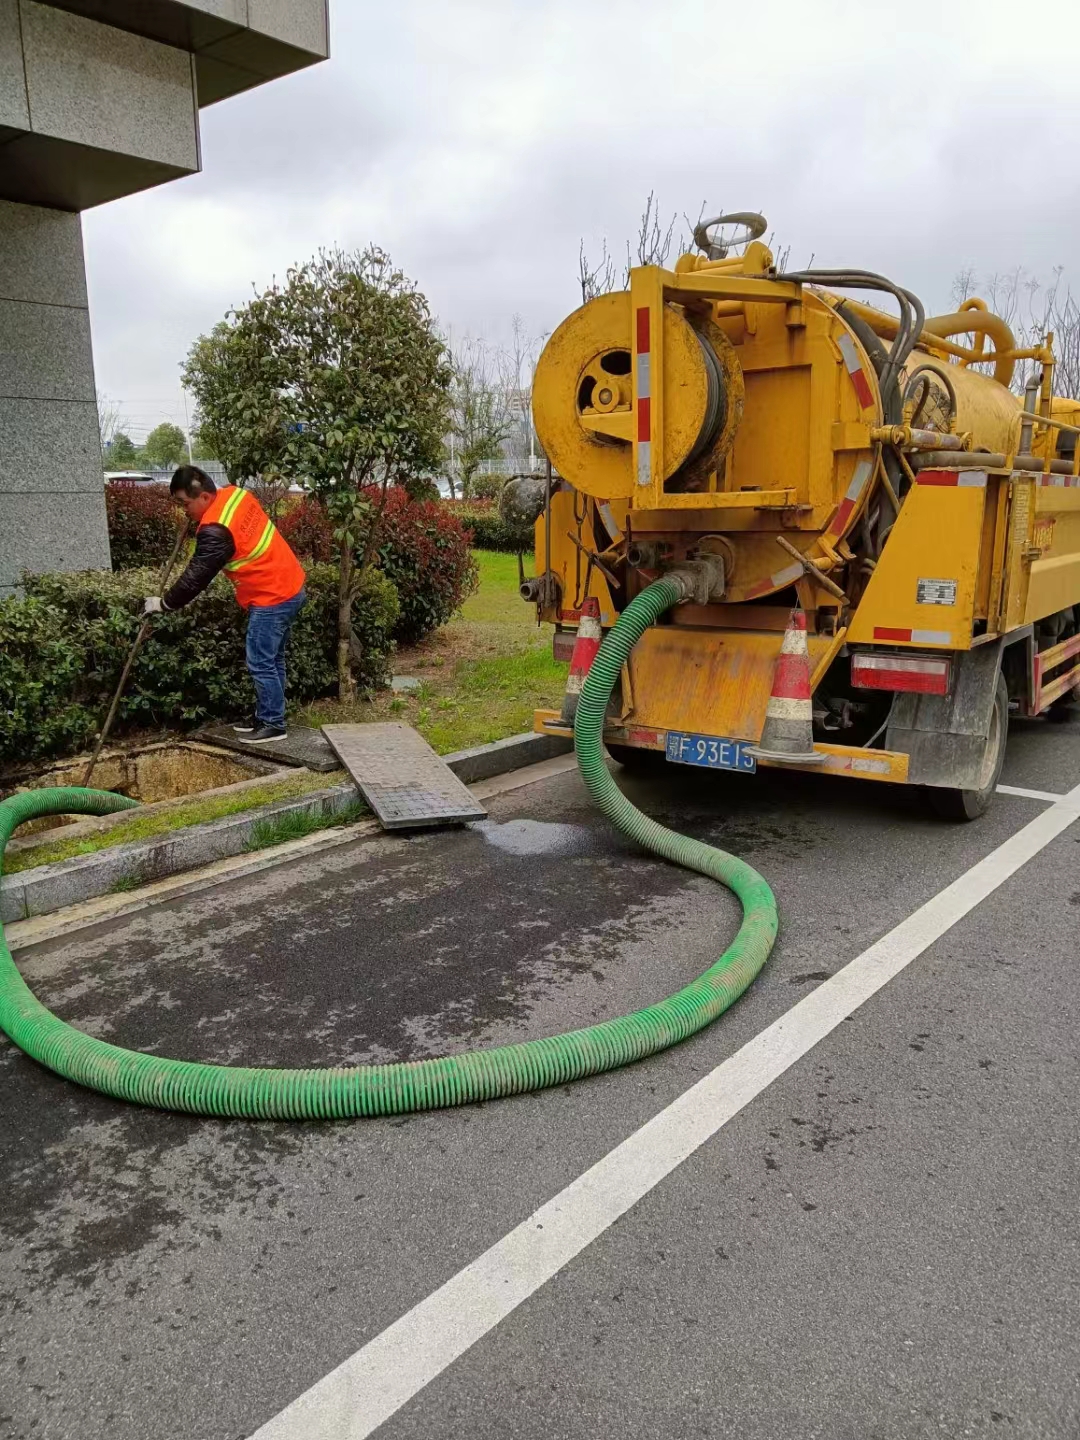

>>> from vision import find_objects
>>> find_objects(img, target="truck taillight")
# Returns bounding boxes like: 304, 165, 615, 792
553, 630, 575, 663
851, 652, 951, 695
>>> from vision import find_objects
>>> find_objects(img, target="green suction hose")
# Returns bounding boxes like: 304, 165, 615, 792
0, 578, 778, 1118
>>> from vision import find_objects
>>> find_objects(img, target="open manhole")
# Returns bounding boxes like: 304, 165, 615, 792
0, 741, 282, 836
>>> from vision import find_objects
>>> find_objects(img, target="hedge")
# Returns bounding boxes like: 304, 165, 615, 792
104, 482, 181, 569
277, 489, 477, 646
365, 490, 477, 645
106, 482, 478, 649
0, 565, 398, 766
446, 500, 523, 553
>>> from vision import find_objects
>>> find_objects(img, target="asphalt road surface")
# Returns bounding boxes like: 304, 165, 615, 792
2, 713, 1079, 1440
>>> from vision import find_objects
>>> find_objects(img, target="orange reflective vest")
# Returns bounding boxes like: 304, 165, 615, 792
200, 486, 306, 609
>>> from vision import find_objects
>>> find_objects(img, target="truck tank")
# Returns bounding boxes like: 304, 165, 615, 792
532, 233, 1028, 609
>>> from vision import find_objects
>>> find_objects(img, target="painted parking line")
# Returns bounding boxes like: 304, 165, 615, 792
997, 783, 1068, 803
249, 781, 1080, 1440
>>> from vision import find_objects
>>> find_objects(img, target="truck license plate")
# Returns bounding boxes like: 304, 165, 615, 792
665, 732, 757, 773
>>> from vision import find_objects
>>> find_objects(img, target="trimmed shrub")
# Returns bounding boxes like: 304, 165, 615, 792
0, 565, 398, 766
104, 482, 183, 570
279, 489, 477, 646
277, 494, 335, 562
447, 500, 522, 553
363, 489, 477, 646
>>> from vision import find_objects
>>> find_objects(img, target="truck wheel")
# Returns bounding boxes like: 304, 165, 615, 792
929, 673, 1009, 821
605, 743, 666, 771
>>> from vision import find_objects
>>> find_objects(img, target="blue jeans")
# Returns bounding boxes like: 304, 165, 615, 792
245, 588, 307, 729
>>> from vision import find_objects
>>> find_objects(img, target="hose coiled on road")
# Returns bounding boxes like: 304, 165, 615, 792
0, 579, 778, 1118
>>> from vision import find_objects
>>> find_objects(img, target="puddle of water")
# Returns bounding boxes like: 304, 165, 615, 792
470, 818, 591, 858
1, 743, 276, 835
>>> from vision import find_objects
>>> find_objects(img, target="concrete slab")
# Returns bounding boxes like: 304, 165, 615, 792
323, 722, 487, 829
193, 722, 341, 773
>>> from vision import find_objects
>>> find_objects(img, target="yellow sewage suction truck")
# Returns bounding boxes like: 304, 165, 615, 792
517, 213, 1080, 819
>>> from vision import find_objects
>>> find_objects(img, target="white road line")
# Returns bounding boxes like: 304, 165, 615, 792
250, 782, 1080, 1440
997, 782, 1068, 803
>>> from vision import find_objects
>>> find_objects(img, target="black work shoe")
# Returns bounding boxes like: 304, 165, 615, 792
247, 725, 287, 743
232, 717, 258, 733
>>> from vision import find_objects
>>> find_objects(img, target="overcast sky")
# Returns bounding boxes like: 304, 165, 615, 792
84, 0, 1080, 442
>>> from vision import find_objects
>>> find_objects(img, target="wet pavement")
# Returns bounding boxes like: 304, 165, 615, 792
2, 711, 1079, 1440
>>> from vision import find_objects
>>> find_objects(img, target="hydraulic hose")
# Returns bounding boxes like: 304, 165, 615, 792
0, 579, 778, 1119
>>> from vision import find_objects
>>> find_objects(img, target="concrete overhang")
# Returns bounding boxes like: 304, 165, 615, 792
39, 1, 330, 106
0, 0, 328, 210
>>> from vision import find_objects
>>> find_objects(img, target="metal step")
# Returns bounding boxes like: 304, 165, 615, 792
321, 723, 487, 830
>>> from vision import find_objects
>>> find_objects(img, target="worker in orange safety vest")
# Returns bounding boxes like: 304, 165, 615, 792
143, 465, 307, 742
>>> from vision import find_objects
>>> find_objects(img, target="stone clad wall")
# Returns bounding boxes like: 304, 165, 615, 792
0, 199, 111, 595
0, 0, 328, 594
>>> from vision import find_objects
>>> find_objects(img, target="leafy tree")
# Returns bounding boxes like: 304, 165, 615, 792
105, 431, 141, 469
190, 423, 218, 462
182, 324, 267, 481
142, 422, 188, 469
182, 246, 451, 699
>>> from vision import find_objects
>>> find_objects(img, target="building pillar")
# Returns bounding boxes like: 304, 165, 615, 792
0, 197, 110, 596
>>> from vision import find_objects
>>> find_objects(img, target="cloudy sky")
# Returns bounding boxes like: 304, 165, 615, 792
84, 0, 1080, 442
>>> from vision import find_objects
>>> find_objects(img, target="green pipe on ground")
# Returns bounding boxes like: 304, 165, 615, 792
0, 579, 778, 1118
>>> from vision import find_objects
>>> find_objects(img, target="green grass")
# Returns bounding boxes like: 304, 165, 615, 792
245, 800, 367, 852
458, 550, 526, 624
298, 549, 564, 755
4, 769, 341, 876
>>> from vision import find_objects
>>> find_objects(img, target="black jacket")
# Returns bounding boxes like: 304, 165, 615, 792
163, 524, 236, 609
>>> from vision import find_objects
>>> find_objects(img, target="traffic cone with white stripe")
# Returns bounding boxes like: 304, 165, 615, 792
748, 609, 825, 764
560, 597, 602, 727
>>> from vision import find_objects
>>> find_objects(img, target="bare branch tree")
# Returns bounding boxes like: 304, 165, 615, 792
447, 336, 516, 500
576, 195, 788, 300
946, 266, 1080, 398
504, 314, 542, 471
578, 238, 618, 304
96, 392, 124, 452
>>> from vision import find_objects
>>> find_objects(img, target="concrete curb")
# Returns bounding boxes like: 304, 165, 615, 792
1, 731, 573, 924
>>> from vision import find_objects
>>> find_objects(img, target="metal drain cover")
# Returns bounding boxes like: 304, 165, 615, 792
321, 723, 487, 830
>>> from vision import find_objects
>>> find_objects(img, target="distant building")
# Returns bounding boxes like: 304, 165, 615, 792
0, 1, 329, 595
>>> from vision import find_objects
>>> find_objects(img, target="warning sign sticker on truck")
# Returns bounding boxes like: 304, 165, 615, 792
916, 578, 958, 607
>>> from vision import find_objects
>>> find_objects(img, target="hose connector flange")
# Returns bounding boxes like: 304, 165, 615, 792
663, 556, 726, 606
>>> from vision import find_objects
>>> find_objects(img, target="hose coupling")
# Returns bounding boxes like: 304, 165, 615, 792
664, 556, 726, 605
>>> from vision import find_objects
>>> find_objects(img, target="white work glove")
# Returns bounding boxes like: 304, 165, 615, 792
143, 596, 164, 615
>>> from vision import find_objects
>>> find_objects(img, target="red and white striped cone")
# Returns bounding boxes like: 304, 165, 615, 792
748, 609, 825, 764
560, 597, 603, 726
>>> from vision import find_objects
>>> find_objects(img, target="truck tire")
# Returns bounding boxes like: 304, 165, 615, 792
928, 673, 1009, 821
605, 743, 666, 772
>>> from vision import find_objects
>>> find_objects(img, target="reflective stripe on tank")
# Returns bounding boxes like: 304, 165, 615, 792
225, 517, 275, 571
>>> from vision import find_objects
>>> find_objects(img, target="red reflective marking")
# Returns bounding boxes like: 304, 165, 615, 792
628, 727, 661, 745
771, 654, 812, 700
830, 497, 855, 534
636, 307, 650, 354
637, 395, 651, 442
568, 636, 601, 675
850, 367, 875, 409
917, 471, 959, 486
873, 627, 913, 641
